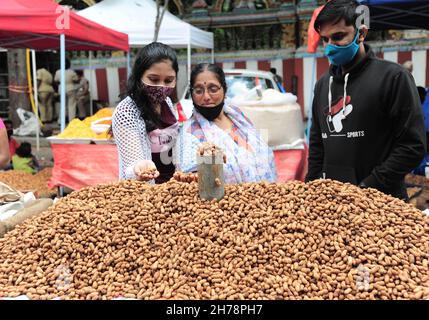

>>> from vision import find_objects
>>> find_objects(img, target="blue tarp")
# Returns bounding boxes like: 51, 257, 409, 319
358, 0, 429, 29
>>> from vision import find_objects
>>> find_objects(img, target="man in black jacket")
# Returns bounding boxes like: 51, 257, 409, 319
305, 0, 426, 200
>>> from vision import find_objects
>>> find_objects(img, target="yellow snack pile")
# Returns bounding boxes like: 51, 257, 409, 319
57, 108, 113, 139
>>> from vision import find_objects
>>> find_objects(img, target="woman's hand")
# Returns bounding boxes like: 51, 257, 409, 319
134, 160, 160, 181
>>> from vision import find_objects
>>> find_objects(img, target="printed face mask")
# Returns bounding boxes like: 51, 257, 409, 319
141, 82, 175, 105
324, 31, 360, 66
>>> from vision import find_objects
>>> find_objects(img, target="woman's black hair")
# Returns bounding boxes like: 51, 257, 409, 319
314, 0, 360, 34
15, 142, 32, 158
190, 63, 227, 94
126, 42, 178, 132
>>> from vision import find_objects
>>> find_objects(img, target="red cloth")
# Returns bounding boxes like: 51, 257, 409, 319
0, 0, 129, 51
48, 144, 119, 191
273, 144, 308, 182
307, 5, 326, 53
8, 138, 19, 157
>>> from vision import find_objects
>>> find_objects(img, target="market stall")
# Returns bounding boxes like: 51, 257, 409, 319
0, 0, 128, 191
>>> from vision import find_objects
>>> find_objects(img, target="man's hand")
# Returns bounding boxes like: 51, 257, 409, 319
134, 160, 160, 182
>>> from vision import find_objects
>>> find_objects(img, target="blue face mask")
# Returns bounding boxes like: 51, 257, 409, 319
325, 31, 360, 66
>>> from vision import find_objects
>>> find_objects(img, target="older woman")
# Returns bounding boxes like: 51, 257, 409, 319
174, 63, 277, 183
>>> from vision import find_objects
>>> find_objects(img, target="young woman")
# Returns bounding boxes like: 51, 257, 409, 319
112, 42, 179, 183
174, 63, 277, 183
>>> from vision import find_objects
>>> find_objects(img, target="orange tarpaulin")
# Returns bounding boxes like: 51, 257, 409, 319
48, 144, 119, 191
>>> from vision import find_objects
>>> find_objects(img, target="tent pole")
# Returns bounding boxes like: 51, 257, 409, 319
187, 43, 191, 85
305, 54, 317, 143
59, 34, 66, 198
60, 34, 66, 132
187, 26, 191, 84
89, 51, 93, 116
127, 51, 131, 78
31, 49, 40, 152
211, 48, 214, 63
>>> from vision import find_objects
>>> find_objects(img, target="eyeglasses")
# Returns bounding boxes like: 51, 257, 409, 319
191, 85, 222, 96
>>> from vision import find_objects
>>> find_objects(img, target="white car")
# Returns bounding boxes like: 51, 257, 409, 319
176, 69, 284, 120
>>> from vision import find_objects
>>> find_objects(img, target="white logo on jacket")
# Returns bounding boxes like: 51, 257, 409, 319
326, 96, 353, 133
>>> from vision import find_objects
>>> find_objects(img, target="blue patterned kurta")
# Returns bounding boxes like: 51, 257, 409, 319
174, 103, 277, 184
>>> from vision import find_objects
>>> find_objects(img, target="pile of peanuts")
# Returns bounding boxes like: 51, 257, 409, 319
0, 178, 428, 300
0, 168, 56, 198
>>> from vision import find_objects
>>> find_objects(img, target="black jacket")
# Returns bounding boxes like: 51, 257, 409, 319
305, 45, 427, 199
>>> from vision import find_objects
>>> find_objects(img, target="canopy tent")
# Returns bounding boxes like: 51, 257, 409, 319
78, 0, 215, 81
358, 0, 429, 30
0, 0, 129, 136
0, 0, 129, 51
